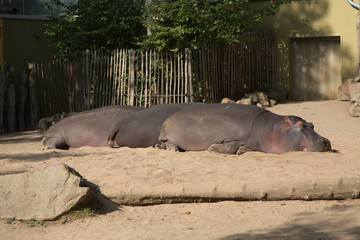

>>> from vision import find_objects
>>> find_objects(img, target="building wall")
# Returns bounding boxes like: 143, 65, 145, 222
252, 0, 359, 93
2, 17, 57, 67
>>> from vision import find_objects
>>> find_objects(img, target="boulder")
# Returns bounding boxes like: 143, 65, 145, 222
349, 82, 360, 101
0, 164, 101, 220
338, 77, 360, 101
220, 98, 235, 103
257, 92, 270, 107
239, 92, 276, 108
338, 79, 353, 101
349, 102, 360, 117
236, 98, 251, 105
221, 92, 277, 108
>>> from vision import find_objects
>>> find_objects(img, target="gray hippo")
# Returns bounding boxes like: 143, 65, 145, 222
108, 103, 201, 148
43, 105, 142, 149
158, 103, 331, 154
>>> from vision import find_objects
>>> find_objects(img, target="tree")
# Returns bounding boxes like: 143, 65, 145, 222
42, 0, 146, 58
42, 0, 288, 56
141, 0, 289, 51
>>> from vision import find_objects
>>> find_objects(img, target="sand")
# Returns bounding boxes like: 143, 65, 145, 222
1, 100, 360, 240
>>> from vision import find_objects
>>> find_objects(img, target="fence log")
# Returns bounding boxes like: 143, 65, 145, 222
0, 63, 5, 133
18, 66, 30, 131
28, 63, 39, 129
6, 65, 16, 132
129, 49, 135, 106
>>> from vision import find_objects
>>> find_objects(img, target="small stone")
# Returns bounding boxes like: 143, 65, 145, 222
237, 98, 251, 105
221, 98, 235, 103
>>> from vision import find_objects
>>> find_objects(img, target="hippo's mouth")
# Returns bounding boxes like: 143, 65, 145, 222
302, 137, 332, 152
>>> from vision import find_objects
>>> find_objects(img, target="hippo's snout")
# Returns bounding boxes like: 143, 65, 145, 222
303, 136, 331, 152
318, 137, 331, 152
320, 137, 331, 152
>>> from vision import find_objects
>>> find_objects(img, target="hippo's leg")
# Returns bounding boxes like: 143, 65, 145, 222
208, 141, 242, 154
236, 146, 253, 155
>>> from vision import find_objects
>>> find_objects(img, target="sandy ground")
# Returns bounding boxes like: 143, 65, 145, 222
1, 100, 360, 240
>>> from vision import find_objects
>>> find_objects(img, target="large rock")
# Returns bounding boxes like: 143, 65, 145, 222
338, 77, 360, 101
237, 92, 276, 108
0, 164, 101, 220
350, 82, 360, 101
338, 79, 353, 101
220, 98, 235, 103
349, 101, 360, 117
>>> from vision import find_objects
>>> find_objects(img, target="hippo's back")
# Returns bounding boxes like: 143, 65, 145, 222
110, 103, 202, 148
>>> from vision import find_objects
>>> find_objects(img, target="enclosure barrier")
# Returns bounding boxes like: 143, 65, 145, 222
0, 33, 276, 133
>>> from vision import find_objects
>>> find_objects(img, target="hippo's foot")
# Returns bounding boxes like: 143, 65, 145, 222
156, 141, 180, 152
154, 143, 166, 150
208, 141, 242, 154
236, 146, 253, 155
107, 139, 115, 148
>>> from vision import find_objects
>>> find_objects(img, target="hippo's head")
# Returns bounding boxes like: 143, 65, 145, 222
282, 116, 331, 152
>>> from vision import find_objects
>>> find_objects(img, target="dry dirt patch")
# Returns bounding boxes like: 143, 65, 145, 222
1, 100, 360, 240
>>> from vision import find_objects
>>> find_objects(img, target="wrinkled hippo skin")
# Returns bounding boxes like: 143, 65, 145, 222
43, 105, 142, 149
159, 103, 331, 154
108, 103, 200, 148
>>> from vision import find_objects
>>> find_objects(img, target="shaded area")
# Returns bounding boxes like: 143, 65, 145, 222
84, 180, 120, 214
0, 151, 96, 162
220, 203, 360, 240
0, 131, 43, 144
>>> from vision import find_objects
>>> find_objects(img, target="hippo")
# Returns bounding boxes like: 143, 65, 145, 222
42, 105, 142, 149
158, 103, 331, 154
108, 103, 201, 148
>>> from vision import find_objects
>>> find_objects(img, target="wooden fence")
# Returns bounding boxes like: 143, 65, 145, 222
0, 32, 276, 133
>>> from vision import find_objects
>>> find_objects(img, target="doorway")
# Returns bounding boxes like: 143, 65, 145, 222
289, 36, 341, 100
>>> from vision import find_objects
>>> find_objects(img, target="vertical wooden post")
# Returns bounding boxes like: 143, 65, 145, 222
84, 49, 91, 110
6, 64, 16, 132
129, 49, 135, 106
0, 62, 5, 133
18, 64, 30, 131
28, 63, 39, 129
165, 52, 169, 104
148, 50, 152, 106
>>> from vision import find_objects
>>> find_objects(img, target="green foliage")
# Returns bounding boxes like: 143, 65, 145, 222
58, 208, 96, 224
27, 219, 45, 227
141, 0, 288, 51
42, 0, 288, 56
42, 0, 146, 58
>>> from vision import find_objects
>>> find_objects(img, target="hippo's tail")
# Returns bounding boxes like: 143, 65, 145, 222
107, 125, 119, 148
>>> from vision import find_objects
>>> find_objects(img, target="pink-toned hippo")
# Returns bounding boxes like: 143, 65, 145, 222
158, 103, 331, 154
